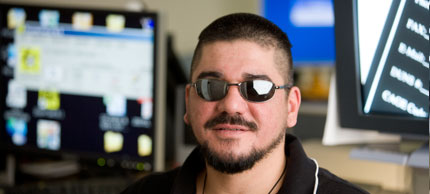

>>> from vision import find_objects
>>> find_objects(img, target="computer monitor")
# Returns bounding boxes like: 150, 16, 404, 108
263, 0, 335, 65
0, 3, 165, 172
333, 0, 428, 137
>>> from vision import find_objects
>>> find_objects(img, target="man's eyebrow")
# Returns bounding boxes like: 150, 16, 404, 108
196, 71, 223, 80
243, 73, 272, 81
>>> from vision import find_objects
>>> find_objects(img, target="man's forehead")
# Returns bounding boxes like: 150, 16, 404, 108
196, 40, 275, 65
195, 71, 273, 82
191, 42, 287, 83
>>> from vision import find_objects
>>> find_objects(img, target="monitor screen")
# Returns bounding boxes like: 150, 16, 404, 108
334, 0, 429, 137
0, 3, 160, 171
263, 0, 335, 65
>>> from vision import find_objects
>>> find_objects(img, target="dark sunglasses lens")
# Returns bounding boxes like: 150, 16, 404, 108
196, 79, 227, 101
241, 80, 275, 102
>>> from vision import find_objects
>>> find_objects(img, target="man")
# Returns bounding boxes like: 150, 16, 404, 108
121, 13, 368, 194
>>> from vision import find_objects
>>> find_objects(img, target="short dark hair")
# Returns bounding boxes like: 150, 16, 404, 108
190, 13, 294, 85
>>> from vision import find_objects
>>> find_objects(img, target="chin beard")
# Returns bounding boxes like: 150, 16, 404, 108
200, 129, 286, 174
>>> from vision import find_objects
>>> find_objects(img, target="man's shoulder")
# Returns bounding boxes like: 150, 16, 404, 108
120, 167, 181, 194
317, 168, 369, 194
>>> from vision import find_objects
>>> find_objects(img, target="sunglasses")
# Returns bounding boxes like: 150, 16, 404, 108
192, 79, 292, 102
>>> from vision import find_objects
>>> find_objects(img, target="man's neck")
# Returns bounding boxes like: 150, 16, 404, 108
196, 143, 287, 194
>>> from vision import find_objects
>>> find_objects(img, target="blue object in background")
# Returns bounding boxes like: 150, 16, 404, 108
263, 0, 335, 65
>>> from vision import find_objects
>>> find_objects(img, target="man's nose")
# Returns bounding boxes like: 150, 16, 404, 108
215, 85, 248, 115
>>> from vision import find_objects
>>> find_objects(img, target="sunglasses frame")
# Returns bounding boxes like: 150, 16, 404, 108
191, 79, 293, 102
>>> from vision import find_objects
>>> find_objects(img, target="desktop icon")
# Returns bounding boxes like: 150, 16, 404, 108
7, 8, 26, 29
39, 10, 60, 28
138, 98, 152, 120
37, 120, 61, 150
7, 43, 17, 67
38, 90, 61, 110
6, 117, 28, 146
137, 134, 152, 156
103, 95, 127, 116
6, 80, 27, 109
18, 47, 41, 74
140, 17, 154, 30
104, 131, 124, 153
106, 14, 125, 32
72, 12, 93, 30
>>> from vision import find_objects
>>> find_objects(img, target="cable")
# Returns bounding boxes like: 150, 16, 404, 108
310, 158, 319, 194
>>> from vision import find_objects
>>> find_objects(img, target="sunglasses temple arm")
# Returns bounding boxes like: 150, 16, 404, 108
276, 84, 293, 89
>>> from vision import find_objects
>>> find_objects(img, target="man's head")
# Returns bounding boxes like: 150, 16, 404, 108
184, 13, 301, 174
190, 13, 294, 86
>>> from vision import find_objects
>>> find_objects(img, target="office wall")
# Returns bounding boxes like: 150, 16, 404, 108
0, 0, 260, 73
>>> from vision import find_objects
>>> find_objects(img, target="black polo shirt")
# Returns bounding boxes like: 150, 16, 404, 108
121, 134, 369, 194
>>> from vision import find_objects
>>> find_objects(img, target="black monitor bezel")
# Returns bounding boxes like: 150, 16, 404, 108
0, 3, 160, 169
334, 0, 428, 137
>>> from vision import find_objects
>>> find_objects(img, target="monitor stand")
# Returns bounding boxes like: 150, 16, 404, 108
406, 141, 429, 168
350, 140, 429, 168
19, 155, 80, 179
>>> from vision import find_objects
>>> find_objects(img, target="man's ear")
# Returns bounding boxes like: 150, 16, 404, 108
286, 86, 301, 128
183, 84, 191, 125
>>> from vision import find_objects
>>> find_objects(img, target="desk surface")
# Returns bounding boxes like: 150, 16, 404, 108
301, 139, 415, 193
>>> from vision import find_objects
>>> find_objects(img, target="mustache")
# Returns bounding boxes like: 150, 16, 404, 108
204, 112, 258, 131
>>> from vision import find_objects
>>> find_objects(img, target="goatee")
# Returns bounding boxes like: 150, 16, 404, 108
199, 112, 286, 174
